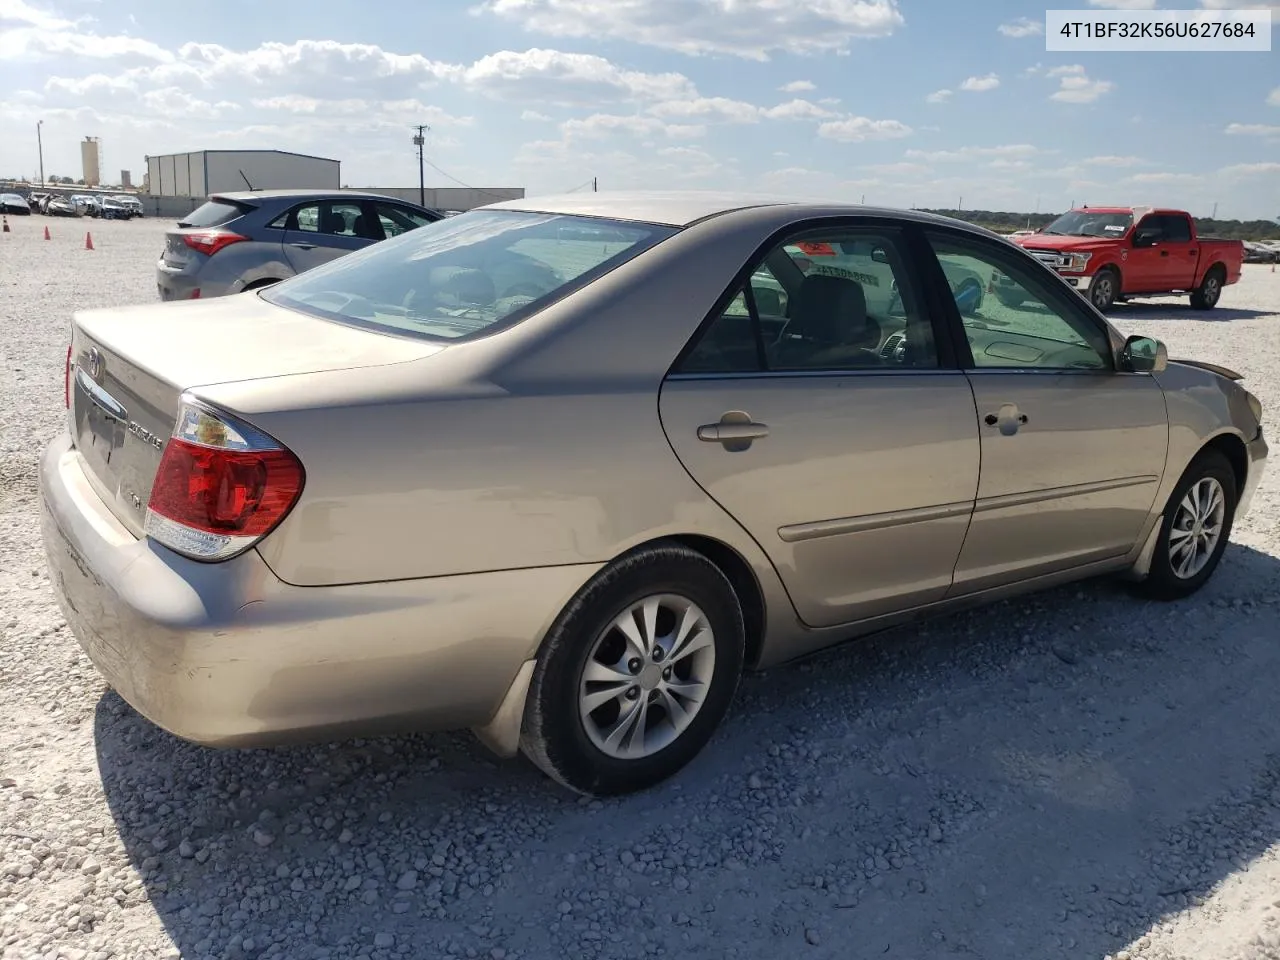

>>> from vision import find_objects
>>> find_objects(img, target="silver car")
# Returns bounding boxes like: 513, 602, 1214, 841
155, 189, 443, 301
42, 193, 1268, 796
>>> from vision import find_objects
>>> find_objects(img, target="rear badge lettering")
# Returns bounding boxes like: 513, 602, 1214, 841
127, 421, 165, 451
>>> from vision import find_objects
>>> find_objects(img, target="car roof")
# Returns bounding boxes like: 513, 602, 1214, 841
212, 189, 409, 203
482, 190, 981, 230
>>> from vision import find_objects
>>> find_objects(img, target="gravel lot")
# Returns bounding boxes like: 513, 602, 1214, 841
2, 215, 1279, 960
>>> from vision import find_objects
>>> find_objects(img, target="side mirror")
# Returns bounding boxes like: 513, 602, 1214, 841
1121, 335, 1167, 373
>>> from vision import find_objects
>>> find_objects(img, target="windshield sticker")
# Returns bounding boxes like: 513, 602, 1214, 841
810, 263, 881, 287
1103, 225, 1126, 233
794, 241, 837, 256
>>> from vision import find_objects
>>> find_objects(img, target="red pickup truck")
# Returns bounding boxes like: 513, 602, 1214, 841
1001, 206, 1244, 313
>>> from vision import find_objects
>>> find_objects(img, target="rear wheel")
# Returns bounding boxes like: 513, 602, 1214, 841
1089, 267, 1119, 313
520, 543, 745, 796
1190, 266, 1224, 310
1136, 449, 1237, 600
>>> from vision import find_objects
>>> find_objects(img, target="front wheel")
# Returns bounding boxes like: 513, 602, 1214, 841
1136, 449, 1237, 600
520, 544, 745, 796
1089, 268, 1119, 313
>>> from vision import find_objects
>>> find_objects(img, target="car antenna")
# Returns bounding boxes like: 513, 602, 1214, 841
239, 169, 256, 191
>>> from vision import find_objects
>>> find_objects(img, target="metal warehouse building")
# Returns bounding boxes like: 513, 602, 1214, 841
146, 149, 340, 197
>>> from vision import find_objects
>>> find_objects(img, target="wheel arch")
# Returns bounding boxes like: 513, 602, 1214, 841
1200, 430, 1249, 504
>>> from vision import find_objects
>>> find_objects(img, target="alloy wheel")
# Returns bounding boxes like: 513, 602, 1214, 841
1168, 476, 1226, 579
578, 594, 715, 760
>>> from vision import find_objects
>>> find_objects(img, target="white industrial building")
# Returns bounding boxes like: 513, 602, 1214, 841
145, 149, 340, 198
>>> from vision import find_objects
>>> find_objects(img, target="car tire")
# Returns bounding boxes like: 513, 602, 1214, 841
1136, 448, 1237, 601
1090, 267, 1119, 313
1190, 266, 1225, 310
520, 542, 745, 796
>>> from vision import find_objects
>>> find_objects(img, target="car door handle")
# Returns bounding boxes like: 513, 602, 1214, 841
698, 412, 769, 449
984, 406, 1028, 435
1160, 250, 1169, 257
289, 242, 317, 250
698, 422, 769, 442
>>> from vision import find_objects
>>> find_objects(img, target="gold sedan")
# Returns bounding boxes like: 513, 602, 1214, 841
41, 193, 1268, 796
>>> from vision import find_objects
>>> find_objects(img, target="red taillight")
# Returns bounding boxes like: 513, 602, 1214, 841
182, 231, 248, 257
64, 344, 72, 408
144, 401, 304, 562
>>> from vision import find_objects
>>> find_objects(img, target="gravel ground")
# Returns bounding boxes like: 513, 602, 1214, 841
2, 216, 1280, 960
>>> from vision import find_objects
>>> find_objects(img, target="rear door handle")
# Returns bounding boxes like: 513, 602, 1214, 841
698, 411, 769, 450
289, 242, 317, 250
1160, 250, 1169, 257
698, 422, 769, 442
984, 404, 1028, 435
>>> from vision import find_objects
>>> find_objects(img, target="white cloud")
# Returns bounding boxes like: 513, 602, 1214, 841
561, 113, 705, 139
761, 98, 838, 120
1081, 155, 1148, 167
780, 79, 816, 92
0, 0, 75, 30
474, 0, 905, 60
648, 96, 761, 123
817, 116, 912, 142
521, 109, 551, 121
905, 144, 1043, 162
865, 161, 932, 176
998, 17, 1042, 37
461, 48, 696, 103
1047, 65, 1113, 103
1088, 0, 1157, 7
1270, 87, 1280, 106
1219, 161, 1280, 176
1128, 172, 1200, 184
926, 89, 952, 104
960, 73, 1000, 92
1226, 122, 1280, 136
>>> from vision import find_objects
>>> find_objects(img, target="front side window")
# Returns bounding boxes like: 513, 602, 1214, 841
264, 210, 676, 341
377, 203, 436, 238
677, 230, 938, 374
925, 231, 1113, 371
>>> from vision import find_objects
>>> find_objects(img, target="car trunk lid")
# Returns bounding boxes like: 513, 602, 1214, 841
68, 294, 443, 535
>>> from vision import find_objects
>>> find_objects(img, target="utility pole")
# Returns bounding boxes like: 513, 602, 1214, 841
592, 176, 597, 193
412, 125, 428, 207
1211, 201, 1218, 220
36, 120, 44, 187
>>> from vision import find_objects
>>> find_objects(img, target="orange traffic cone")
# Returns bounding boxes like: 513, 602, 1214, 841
85, 232, 94, 251
43, 225, 50, 240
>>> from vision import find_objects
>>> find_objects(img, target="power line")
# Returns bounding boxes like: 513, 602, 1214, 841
419, 157, 525, 201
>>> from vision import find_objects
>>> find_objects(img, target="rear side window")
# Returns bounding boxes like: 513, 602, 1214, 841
1159, 215, 1192, 243
264, 210, 677, 342
179, 199, 251, 228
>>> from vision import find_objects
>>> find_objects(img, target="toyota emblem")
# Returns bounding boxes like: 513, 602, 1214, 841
87, 347, 102, 380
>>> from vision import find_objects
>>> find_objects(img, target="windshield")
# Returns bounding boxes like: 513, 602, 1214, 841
1041, 210, 1134, 238
264, 210, 677, 342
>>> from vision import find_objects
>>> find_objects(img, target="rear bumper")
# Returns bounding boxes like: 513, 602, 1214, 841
40, 433, 596, 748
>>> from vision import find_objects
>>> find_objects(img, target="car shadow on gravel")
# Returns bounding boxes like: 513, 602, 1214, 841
93, 542, 1280, 960
1107, 303, 1273, 323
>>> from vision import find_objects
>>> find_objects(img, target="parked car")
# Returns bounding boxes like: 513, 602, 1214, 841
28, 191, 51, 213
43, 194, 1268, 796
0, 193, 31, 215
110, 194, 144, 218
99, 197, 131, 220
1004, 206, 1244, 312
155, 189, 445, 300
70, 195, 102, 218
45, 195, 80, 217
1243, 240, 1279, 264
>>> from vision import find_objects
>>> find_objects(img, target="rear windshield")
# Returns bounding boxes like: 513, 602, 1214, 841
263, 210, 677, 342
179, 198, 251, 228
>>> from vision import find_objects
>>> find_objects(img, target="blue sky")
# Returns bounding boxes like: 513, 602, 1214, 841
2, 0, 1277, 218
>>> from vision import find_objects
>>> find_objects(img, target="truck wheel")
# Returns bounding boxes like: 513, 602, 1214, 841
1089, 268, 1119, 313
1190, 267, 1224, 310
